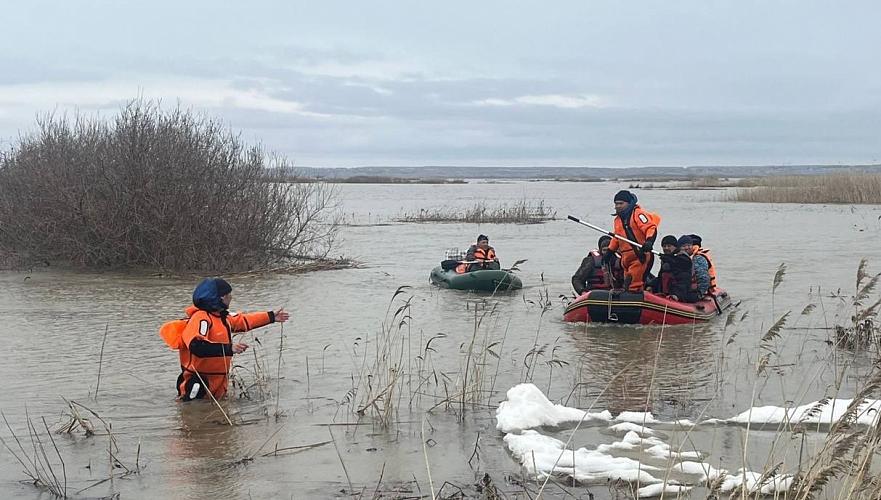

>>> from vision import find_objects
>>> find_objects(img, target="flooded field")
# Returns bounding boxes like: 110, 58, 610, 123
2, 181, 881, 498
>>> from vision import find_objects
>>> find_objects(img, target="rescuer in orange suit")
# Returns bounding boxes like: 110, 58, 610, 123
176, 278, 289, 401
604, 190, 660, 292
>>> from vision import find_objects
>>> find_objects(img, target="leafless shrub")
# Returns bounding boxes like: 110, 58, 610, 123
0, 99, 341, 272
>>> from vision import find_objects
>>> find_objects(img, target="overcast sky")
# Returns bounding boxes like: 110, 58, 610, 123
1, 1, 879, 167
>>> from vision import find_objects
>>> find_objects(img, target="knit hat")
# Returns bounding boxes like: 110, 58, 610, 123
477, 234, 489, 243
677, 235, 693, 247
661, 235, 678, 247
689, 234, 703, 246
613, 190, 633, 203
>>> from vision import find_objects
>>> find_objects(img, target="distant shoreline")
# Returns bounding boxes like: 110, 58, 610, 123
294, 164, 881, 182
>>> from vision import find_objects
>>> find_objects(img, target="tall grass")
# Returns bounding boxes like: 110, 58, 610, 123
728, 172, 881, 204
397, 199, 556, 224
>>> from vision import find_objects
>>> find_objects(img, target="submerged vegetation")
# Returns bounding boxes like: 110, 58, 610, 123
397, 199, 556, 224
833, 259, 881, 353
729, 171, 881, 204
0, 100, 342, 273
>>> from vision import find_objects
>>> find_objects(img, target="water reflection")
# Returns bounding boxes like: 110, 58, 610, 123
567, 322, 717, 418
165, 402, 251, 500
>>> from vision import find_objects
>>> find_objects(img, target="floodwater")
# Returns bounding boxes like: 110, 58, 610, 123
1, 181, 880, 499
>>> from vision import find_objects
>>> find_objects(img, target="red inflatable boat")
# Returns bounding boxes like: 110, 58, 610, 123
563, 289, 732, 325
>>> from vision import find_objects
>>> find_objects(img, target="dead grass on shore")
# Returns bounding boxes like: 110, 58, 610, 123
729, 172, 881, 204
629, 177, 760, 190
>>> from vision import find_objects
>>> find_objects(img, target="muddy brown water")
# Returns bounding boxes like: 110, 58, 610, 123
1, 181, 880, 498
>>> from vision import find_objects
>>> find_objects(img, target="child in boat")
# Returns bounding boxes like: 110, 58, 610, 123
678, 235, 713, 298
686, 233, 718, 294
456, 234, 500, 273
652, 235, 699, 303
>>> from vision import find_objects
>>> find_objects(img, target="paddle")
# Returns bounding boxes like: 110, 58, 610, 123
566, 215, 662, 257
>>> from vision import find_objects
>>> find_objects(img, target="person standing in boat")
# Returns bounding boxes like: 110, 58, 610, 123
604, 190, 661, 292
571, 235, 622, 295
165, 278, 289, 401
687, 234, 719, 292
457, 234, 500, 273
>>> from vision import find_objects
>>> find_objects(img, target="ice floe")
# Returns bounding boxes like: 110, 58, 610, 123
728, 398, 881, 427
636, 482, 692, 498
495, 383, 612, 433
605, 422, 658, 437
503, 430, 663, 484
495, 383, 831, 497
719, 469, 794, 494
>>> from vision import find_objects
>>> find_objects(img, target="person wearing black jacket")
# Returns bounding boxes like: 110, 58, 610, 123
571, 236, 622, 295
654, 235, 699, 303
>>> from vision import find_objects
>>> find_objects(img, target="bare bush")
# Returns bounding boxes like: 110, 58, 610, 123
0, 100, 341, 272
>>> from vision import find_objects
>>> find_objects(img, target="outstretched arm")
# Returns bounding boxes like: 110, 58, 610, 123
227, 308, 290, 332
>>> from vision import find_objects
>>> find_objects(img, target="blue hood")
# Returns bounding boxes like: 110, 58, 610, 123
192, 278, 229, 312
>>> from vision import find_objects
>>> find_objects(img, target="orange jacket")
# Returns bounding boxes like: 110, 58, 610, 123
177, 305, 273, 399
608, 205, 660, 254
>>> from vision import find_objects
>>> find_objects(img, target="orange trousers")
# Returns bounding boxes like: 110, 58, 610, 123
620, 251, 653, 291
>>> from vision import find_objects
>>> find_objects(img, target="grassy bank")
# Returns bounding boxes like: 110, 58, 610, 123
397, 199, 556, 224
728, 172, 881, 204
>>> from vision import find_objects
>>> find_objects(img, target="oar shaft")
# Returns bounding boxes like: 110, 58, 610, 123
567, 215, 662, 256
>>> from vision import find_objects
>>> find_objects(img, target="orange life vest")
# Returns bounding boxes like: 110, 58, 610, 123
455, 246, 497, 273
474, 247, 496, 261
607, 205, 661, 254
690, 247, 717, 291
174, 305, 273, 400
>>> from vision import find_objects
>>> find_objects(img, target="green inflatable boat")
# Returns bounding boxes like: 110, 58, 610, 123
429, 267, 523, 292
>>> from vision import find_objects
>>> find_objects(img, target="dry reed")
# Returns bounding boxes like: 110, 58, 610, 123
397, 199, 556, 224
728, 172, 881, 204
